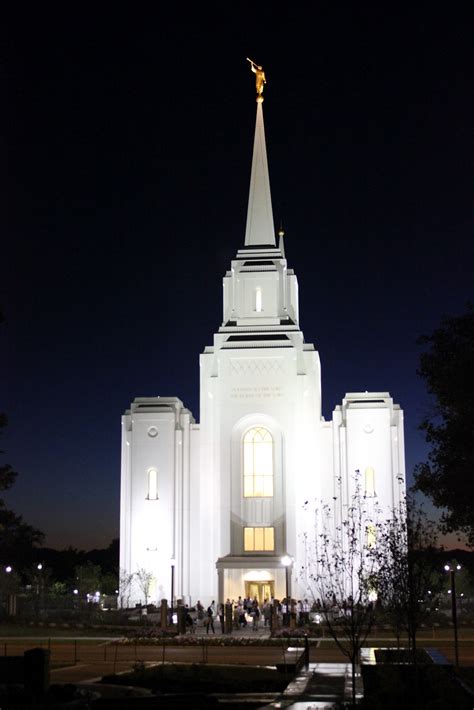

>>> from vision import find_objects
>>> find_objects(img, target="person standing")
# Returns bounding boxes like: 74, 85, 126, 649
251, 600, 260, 631
206, 601, 216, 634
237, 599, 247, 627
184, 605, 195, 633
263, 599, 271, 627
297, 600, 303, 626
218, 602, 225, 633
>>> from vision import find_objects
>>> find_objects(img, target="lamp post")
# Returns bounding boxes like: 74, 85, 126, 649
281, 555, 292, 599
170, 559, 175, 625
444, 563, 461, 666
36, 563, 44, 618
5, 566, 16, 616
281, 555, 292, 626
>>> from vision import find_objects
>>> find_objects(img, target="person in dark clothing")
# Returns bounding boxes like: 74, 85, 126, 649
206, 601, 215, 634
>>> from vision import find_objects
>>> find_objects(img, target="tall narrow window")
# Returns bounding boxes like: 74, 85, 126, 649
244, 527, 275, 551
147, 468, 158, 500
364, 467, 376, 497
366, 523, 376, 549
243, 427, 273, 497
255, 287, 262, 312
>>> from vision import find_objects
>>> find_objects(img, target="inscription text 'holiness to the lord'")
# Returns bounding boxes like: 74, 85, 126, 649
230, 386, 284, 400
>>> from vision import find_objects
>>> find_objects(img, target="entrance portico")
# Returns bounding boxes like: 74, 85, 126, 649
216, 556, 292, 604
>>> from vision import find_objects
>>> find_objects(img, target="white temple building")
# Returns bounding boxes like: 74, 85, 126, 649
119, 80, 406, 608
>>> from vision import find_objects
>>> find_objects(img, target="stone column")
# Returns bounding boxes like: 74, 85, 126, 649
217, 568, 224, 606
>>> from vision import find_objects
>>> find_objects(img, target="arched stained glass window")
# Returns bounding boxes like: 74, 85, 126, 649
243, 427, 273, 497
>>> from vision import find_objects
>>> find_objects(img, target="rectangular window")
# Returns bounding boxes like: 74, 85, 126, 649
364, 467, 376, 497
255, 287, 262, 312
244, 527, 275, 551
244, 527, 254, 551
366, 523, 376, 549
147, 469, 158, 500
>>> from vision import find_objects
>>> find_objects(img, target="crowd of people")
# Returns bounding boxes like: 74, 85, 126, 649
183, 596, 316, 633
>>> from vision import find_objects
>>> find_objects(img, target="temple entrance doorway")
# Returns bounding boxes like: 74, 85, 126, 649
245, 581, 274, 605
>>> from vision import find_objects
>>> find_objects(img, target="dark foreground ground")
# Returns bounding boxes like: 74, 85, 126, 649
1, 628, 474, 708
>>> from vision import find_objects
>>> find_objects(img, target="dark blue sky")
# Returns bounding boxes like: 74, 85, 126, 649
2, 5, 473, 549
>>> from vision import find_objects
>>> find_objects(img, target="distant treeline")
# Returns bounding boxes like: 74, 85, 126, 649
31, 538, 118, 582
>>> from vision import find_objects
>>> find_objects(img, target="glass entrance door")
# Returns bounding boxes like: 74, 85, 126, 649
245, 581, 274, 605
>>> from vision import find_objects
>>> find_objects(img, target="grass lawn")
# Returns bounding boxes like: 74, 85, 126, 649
0, 624, 123, 638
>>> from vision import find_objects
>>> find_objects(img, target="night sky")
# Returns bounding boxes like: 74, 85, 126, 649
3, 6, 473, 550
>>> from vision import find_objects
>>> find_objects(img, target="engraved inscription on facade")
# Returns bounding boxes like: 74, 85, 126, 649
230, 385, 284, 400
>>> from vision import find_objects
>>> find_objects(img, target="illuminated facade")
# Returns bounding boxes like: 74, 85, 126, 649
119, 94, 406, 608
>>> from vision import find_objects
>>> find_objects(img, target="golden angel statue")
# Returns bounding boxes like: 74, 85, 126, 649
247, 58, 266, 96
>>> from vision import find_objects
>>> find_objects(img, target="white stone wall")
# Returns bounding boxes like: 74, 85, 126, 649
119, 398, 195, 607
120, 388, 405, 607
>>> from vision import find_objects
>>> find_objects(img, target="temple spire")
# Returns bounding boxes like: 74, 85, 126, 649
244, 60, 275, 247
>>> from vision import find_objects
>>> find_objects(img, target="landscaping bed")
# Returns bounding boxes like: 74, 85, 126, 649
117, 632, 319, 647
101, 662, 292, 695
361, 650, 473, 709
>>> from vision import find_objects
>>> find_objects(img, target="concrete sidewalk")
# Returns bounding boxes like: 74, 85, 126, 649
264, 662, 363, 709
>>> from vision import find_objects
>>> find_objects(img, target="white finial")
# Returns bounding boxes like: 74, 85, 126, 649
278, 225, 285, 256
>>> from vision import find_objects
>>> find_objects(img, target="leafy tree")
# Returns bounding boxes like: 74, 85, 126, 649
118, 569, 134, 609
0, 566, 21, 607
0, 311, 16, 499
0, 507, 44, 567
414, 305, 474, 545
23, 563, 52, 618
86, 538, 119, 575
135, 567, 153, 607
0, 308, 44, 566
49, 581, 67, 597
74, 562, 102, 601
100, 572, 118, 596
0, 414, 44, 566
0, 414, 17, 498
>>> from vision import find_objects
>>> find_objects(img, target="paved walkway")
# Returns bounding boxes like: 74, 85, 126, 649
264, 662, 363, 709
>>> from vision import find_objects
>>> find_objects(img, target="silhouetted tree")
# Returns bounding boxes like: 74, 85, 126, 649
375, 496, 441, 662
0, 414, 17, 498
414, 305, 474, 546
0, 309, 44, 566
